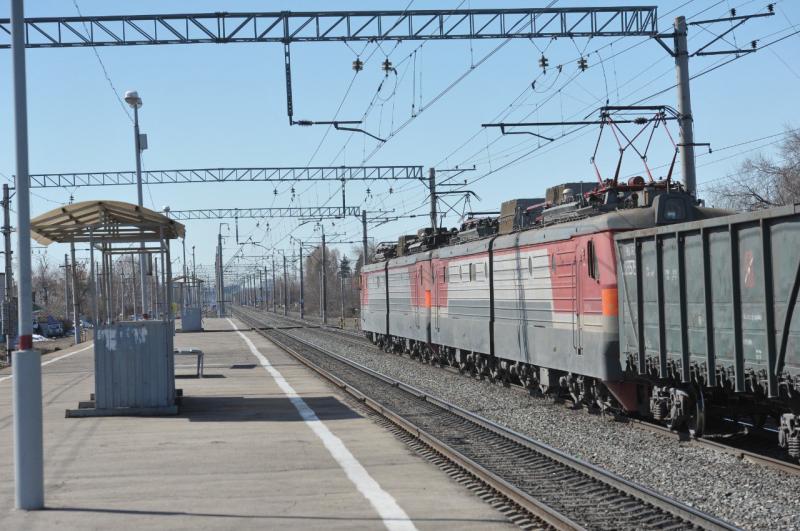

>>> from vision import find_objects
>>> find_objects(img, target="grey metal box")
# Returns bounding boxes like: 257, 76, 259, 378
94, 321, 176, 410
181, 308, 202, 332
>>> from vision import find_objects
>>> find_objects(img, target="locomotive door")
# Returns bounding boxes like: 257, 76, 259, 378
433, 262, 442, 332
573, 247, 584, 355
412, 266, 420, 330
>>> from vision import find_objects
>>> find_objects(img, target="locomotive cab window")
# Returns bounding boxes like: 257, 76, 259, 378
587, 241, 599, 281
469, 263, 476, 282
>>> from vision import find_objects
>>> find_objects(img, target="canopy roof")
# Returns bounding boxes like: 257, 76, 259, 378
172, 275, 205, 284
31, 200, 185, 245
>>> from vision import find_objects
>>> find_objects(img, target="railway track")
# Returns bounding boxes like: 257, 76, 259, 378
247, 310, 373, 349
233, 306, 737, 531
239, 307, 800, 478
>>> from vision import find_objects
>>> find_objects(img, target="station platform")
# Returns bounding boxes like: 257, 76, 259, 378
0, 318, 512, 530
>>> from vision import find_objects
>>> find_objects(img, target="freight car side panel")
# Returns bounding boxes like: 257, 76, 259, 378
773, 218, 800, 380
616, 204, 800, 396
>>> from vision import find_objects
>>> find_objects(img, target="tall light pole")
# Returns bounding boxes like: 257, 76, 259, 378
11, 0, 44, 510
124, 90, 149, 318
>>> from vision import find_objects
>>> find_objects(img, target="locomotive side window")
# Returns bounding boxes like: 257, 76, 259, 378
587, 240, 599, 281
528, 256, 533, 276
470, 263, 476, 282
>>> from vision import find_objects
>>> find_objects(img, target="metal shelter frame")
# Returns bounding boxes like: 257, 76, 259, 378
30, 200, 185, 325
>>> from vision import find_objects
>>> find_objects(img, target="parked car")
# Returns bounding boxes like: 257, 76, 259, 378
42, 316, 64, 338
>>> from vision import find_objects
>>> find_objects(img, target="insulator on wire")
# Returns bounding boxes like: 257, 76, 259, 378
381, 58, 393, 73
273, 188, 278, 196
751, 40, 758, 49
577, 57, 588, 71
389, 187, 393, 194
352, 57, 364, 72
768, 4, 775, 13
730, 8, 736, 17
538, 54, 549, 72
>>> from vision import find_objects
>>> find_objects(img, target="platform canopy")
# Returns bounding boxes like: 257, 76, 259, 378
172, 275, 204, 284
31, 200, 185, 245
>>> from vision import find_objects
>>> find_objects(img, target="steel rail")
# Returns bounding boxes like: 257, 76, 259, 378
233, 305, 739, 531
630, 418, 800, 477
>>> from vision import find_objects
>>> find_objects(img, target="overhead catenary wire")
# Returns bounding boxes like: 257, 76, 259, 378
253, 2, 791, 259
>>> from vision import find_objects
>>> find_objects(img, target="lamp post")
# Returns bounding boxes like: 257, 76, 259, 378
124, 90, 149, 318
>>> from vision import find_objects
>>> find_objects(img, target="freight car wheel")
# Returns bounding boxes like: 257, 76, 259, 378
688, 388, 706, 438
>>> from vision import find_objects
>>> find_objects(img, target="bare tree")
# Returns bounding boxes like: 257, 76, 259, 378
708, 128, 800, 211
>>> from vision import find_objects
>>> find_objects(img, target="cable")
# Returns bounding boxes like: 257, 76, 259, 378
72, 0, 133, 123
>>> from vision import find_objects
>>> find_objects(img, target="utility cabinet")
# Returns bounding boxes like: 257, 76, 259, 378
92, 320, 176, 413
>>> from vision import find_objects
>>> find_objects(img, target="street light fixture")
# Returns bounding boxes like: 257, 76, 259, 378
124, 90, 149, 318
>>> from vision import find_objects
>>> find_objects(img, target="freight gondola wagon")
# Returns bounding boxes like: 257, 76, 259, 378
615, 203, 800, 454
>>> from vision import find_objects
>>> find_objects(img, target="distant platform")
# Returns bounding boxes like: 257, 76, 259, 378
0, 318, 511, 530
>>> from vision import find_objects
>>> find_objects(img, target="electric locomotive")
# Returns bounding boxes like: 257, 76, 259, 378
361, 177, 800, 456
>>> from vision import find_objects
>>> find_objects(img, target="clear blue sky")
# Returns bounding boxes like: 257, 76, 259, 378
0, 0, 798, 279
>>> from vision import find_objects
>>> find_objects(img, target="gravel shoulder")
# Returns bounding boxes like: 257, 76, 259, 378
251, 312, 800, 531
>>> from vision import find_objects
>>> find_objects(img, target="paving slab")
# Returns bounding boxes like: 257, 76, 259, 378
0, 317, 513, 530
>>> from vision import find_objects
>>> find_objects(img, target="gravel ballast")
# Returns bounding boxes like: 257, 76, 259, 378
248, 311, 800, 530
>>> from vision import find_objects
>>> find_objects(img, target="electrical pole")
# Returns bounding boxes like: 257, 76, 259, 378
361, 209, 368, 266
673, 16, 696, 197
428, 167, 437, 232
299, 242, 304, 320
283, 254, 288, 316
153, 258, 159, 320
340, 271, 345, 329
191, 245, 196, 308
130, 254, 137, 318
182, 238, 187, 311
321, 227, 327, 325
3, 183, 13, 358
11, 0, 44, 509
63, 254, 69, 321
70, 243, 79, 344
217, 231, 225, 317
214, 244, 219, 313
271, 256, 276, 313
264, 266, 268, 310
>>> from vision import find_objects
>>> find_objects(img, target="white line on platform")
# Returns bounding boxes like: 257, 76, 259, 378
226, 318, 417, 531
0, 343, 94, 384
